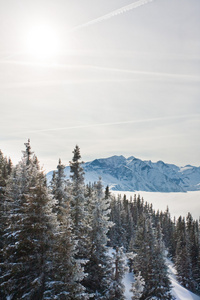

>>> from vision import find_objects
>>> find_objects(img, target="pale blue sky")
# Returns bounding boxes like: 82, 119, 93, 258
0, 0, 200, 171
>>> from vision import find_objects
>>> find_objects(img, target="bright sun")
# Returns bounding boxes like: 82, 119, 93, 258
26, 24, 60, 59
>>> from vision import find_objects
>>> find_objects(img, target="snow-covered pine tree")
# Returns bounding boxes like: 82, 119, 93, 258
127, 236, 135, 273
0, 151, 12, 220
83, 178, 113, 298
52, 159, 67, 206
1, 140, 50, 299
153, 222, 172, 299
45, 158, 88, 299
130, 271, 145, 300
160, 207, 176, 259
107, 247, 128, 300
133, 214, 172, 300
108, 195, 119, 248
121, 196, 134, 250
49, 170, 57, 201
108, 195, 126, 248
186, 213, 200, 293
69, 145, 89, 259
175, 216, 192, 290
0, 150, 12, 300
108, 194, 135, 250
0, 150, 12, 189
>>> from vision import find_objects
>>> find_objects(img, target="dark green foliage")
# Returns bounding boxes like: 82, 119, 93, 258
105, 185, 111, 199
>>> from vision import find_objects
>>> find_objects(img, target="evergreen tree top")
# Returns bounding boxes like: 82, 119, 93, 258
22, 139, 33, 166
69, 145, 85, 183
71, 145, 83, 163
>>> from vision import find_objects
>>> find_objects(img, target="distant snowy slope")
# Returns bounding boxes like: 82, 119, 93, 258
47, 155, 200, 193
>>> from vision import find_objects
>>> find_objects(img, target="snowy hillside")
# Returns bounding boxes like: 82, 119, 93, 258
122, 257, 200, 300
47, 155, 200, 192
166, 259, 200, 300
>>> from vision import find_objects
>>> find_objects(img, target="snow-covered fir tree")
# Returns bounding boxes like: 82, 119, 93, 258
83, 178, 113, 298
0, 150, 12, 299
133, 214, 172, 300
186, 212, 200, 293
130, 271, 145, 300
45, 158, 89, 299
1, 140, 51, 299
159, 207, 176, 259
107, 247, 128, 300
69, 145, 89, 260
153, 221, 172, 299
108, 195, 126, 249
175, 216, 193, 290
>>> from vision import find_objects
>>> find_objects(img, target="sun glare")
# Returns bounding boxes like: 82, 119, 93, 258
26, 24, 60, 59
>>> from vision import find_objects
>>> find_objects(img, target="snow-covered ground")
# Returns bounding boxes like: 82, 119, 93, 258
123, 271, 134, 300
112, 191, 200, 220
166, 259, 200, 300
122, 258, 200, 300
108, 247, 200, 299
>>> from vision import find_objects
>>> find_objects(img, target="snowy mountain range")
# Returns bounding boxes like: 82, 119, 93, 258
47, 155, 200, 192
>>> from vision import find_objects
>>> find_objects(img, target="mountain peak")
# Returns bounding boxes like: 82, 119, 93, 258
47, 155, 200, 192
127, 156, 136, 160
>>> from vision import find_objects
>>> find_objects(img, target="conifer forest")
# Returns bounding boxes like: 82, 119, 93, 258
0, 141, 200, 299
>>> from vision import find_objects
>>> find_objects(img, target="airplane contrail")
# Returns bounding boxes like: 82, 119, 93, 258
16, 114, 200, 135
0, 0, 155, 63
73, 0, 155, 31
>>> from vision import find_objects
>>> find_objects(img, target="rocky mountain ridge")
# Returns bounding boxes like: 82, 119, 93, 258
47, 155, 200, 192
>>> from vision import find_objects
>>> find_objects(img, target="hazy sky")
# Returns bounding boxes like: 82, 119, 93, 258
1, 0, 200, 172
